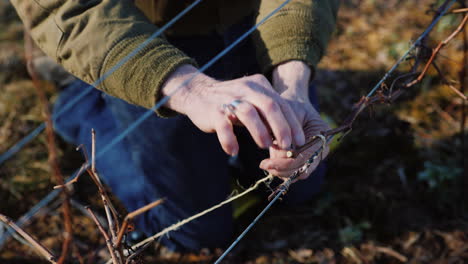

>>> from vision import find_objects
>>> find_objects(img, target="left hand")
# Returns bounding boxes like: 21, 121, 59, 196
259, 61, 330, 181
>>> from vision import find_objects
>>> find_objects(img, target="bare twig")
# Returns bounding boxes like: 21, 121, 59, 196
319, 11, 467, 145
452, 7, 468, 13
59, 132, 122, 239
125, 242, 152, 264
287, 136, 322, 158
412, 0, 453, 71
88, 130, 127, 261
432, 62, 468, 100
53, 162, 88, 190
100, 2, 465, 262
23, 13, 74, 263
53, 144, 90, 190
85, 207, 120, 264
0, 222, 30, 246
53, 130, 126, 261
430, 102, 459, 128
90, 129, 119, 246
375, 246, 408, 262
0, 214, 57, 263
73, 243, 85, 264
460, 16, 467, 201
405, 13, 468, 97
114, 175, 274, 264
389, 72, 420, 94
70, 199, 108, 228
115, 199, 165, 248
92, 130, 97, 174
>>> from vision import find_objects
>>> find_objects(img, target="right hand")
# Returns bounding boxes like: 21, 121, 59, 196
161, 65, 306, 156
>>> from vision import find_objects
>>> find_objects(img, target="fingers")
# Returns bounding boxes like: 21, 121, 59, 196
268, 145, 290, 159
260, 156, 319, 179
215, 115, 238, 156
260, 157, 300, 172
232, 101, 273, 149
279, 102, 305, 146
260, 141, 330, 180
250, 96, 292, 149
260, 163, 297, 178
242, 75, 299, 149
207, 74, 307, 154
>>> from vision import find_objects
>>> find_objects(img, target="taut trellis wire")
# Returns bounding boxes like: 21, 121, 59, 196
121, 0, 461, 262
213, 0, 459, 261
1, 0, 464, 263
0, 0, 204, 166
0, 0, 205, 246
0, 0, 292, 250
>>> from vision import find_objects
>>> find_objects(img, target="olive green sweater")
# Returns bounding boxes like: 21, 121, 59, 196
11, 0, 339, 115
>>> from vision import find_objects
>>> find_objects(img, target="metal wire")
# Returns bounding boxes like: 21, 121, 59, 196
97, 0, 292, 160
365, 0, 457, 98
1, 0, 458, 259
214, 189, 284, 264
0, 123, 45, 165
0, 0, 204, 166
214, 1, 458, 262
0, 0, 291, 248
0, 0, 204, 246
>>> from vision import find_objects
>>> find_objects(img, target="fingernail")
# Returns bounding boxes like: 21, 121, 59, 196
259, 160, 268, 169
231, 148, 239, 157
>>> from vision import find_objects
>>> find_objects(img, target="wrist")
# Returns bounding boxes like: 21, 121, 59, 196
161, 64, 216, 114
272, 60, 311, 97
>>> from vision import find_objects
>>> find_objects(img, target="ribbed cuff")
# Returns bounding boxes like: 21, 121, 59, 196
254, 8, 334, 75
260, 40, 322, 75
100, 34, 197, 117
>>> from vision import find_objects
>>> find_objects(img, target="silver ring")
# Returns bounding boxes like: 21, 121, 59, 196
229, 99, 242, 109
222, 99, 242, 120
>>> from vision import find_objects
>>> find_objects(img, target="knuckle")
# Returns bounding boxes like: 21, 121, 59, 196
240, 78, 252, 87
242, 82, 257, 94
252, 74, 270, 86
252, 73, 265, 81
242, 105, 257, 119
264, 99, 279, 112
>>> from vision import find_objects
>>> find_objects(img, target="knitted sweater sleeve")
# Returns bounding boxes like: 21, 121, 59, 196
253, 0, 340, 75
11, 0, 196, 116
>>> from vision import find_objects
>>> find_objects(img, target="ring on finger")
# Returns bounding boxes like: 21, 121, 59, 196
222, 99, 243, 120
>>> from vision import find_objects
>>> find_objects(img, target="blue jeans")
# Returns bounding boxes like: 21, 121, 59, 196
53, 16, 324, 251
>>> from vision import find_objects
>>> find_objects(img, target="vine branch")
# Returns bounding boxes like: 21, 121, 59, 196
0, 214, 57, 263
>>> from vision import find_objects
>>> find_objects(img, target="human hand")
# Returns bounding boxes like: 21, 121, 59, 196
161, 64, 306, 156
259, 61, 330, 181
